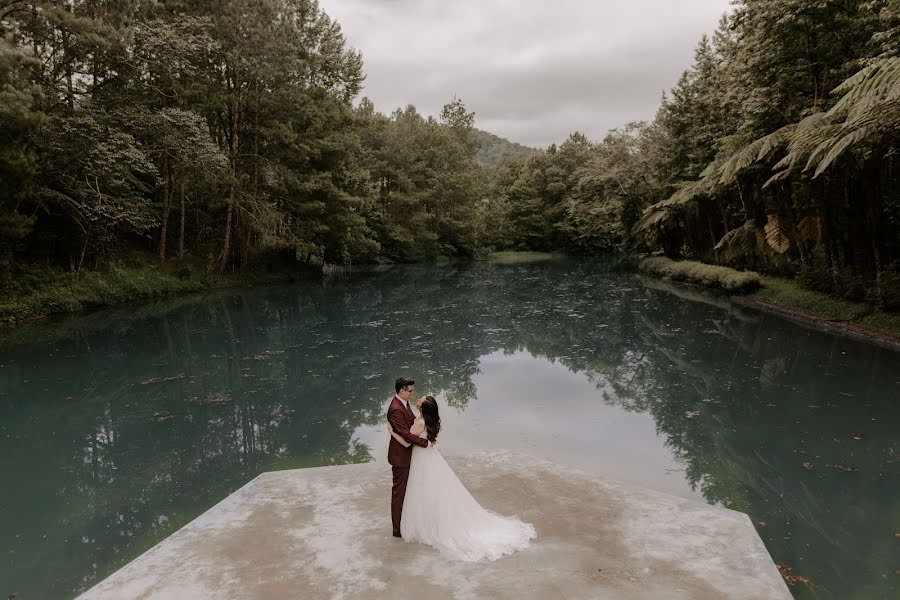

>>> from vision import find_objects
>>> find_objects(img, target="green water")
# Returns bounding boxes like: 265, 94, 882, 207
1, 261, 898, 599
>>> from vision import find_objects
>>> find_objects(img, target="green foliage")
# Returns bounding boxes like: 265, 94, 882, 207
1, 0, 897, 314
657, 35, 736, 182
0, 37, 44, 279
611, 0, 900, 310
361, 100, 484, 261
471, 128, 535, 166
0, 0, 490, 277
487, 251, 563, 264
754, 275, 873, 321
0, 262, 298, 322
37, 109, 161, 246
484, 128, 661, 254
639, 257, 761, 294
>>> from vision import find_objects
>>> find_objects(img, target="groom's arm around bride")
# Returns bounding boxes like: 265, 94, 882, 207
387, 403, 430, 449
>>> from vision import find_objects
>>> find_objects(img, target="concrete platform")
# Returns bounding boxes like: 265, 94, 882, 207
77, 452, 791, 599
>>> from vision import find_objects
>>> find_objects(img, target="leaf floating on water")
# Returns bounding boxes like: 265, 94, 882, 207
142, 374, 185, 385
827, 463, 858, 472
776, 564, 815, 588
184, 392, 231, 405
246, 350, 285, 361
152, 411, 174, 422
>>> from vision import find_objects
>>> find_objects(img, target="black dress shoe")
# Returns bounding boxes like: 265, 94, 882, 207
393, 531, 402, 538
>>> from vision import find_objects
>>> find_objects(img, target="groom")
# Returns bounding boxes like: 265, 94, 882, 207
387, 376, 431, 538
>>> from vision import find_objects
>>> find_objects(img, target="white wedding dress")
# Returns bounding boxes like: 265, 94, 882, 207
400, 422, 536, 562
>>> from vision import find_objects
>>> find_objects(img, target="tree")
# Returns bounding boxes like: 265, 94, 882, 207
36, 108, 160, 270
0, 37, 44, 280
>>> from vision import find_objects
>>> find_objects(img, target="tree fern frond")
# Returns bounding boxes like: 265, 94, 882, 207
762, 168, 792, 188
631, 179, 706, 236
714, 219, 758, 263
807, 99, 900, 177
767, 113, 832, 179
699, 161, 718, 180
812, 125, 876, 177
795, 215, 822, 244
717, 123, 796, 185
764, 214, 790, 254
829, 57, 900, 117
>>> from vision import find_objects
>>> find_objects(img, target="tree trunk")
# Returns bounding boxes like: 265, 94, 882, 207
178, 178, 186, 260
717, 197, 728, 234
242, 215, 252, 270
77, 229, 90, 274
159, 153, 171, 267
864, 164, 883, 305
218, 184, 236, 273
62, 28, 74, 111
707, 214, 719, 264
217, 70, 240, 274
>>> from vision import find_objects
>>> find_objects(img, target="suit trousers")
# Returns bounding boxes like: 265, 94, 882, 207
391, 466, 410, 534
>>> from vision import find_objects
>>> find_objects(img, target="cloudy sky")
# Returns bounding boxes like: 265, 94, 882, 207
318, 0, 732, 148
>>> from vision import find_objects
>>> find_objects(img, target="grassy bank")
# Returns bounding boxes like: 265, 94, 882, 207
639, 256, 900, 342
487, 251, 566, 264
639, 256, 761, 293
0, 265, 306, 324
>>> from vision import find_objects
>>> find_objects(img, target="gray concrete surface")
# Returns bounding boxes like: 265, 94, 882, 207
77, 452, 792, 599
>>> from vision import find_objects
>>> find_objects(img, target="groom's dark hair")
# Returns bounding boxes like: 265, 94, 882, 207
395, 377, 414, 394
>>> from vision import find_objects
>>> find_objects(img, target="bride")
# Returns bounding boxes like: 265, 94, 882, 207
387, 395, 536, 562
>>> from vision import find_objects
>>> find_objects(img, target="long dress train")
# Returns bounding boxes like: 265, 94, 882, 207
400, 429, 536, 562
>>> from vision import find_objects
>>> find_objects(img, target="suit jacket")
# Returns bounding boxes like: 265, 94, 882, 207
387, 396, 429, 467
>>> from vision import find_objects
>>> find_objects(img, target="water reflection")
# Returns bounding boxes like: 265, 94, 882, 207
354, 349, 699, 500
0, 260, 897, 599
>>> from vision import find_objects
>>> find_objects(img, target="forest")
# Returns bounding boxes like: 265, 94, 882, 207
487, 0, 900, 309
1, 0, 899, 310
0, 0, 487, 282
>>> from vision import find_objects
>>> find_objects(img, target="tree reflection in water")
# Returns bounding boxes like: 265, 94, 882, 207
0, 260, 897, 599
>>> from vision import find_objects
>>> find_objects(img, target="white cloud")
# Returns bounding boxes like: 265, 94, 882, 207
319, 0, 732, 147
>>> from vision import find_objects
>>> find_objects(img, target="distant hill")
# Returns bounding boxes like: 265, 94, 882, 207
472, 128, 536, 166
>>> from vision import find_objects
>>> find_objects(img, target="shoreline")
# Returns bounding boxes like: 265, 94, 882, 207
5, 256, 900, 353
731, 296, 900, 353
638, 256, 900, 353
0, 267, 312, 327
0, 253, 563, 327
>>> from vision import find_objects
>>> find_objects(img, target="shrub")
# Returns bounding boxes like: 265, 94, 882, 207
640, 257, 761, 294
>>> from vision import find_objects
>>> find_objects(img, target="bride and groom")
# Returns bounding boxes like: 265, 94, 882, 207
386, 377, 536, 562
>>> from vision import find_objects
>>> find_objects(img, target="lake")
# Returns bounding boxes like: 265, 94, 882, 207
1, 259, 898, 599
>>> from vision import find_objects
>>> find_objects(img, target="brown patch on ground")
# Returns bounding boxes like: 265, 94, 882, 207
199, 501, 324, 599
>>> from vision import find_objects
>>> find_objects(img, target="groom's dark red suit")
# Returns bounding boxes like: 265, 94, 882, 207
387, 395, 430, 535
